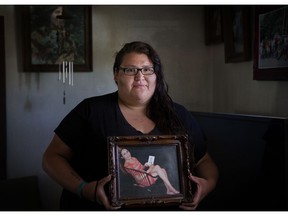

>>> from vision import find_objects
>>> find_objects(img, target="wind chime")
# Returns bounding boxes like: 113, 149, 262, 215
58, 61, 73, 104
56, 6, 73, 105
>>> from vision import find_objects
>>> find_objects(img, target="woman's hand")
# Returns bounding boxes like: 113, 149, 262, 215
179, 173, 209, 210
95, 175, 121, 210
83, 175, 121, 210
180, 153, 218, 210
144, 162, 151, 167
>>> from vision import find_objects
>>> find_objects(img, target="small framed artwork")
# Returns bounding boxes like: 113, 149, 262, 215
253, 6, 288, 81
108, 135, 194, 208
222, 6, 252, 63
21, 5, 92, 72
204, 6, 223, 45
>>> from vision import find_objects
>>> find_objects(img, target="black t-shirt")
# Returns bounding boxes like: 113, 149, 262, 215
54, 91, 207, 210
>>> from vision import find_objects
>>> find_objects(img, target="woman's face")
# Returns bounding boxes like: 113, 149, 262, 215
50, 6, 64, 28
121, 149, 131, 160
114, 52, 157, 106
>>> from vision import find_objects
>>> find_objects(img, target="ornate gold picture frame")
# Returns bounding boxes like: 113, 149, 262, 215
108, 135, 194, 208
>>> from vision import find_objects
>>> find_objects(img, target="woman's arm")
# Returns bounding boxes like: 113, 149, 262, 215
180, 152, 218, 210
194, 152, 218, 194
42, 134, 120, 210
42, 134, 82, 193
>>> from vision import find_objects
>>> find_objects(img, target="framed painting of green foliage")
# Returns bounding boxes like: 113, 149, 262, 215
253, 6, 288, 80
22, 5, 92, 72
107, 135, 194, 208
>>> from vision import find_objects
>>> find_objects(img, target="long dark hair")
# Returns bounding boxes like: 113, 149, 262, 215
113, 41, 186, 134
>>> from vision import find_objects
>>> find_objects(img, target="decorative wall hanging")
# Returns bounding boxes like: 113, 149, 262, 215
22, 5, 92, 72
222, 6, 252, 63
253, 6, 288, 81
204, 6, 223, 45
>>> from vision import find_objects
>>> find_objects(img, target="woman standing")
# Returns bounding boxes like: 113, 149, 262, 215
42, 41, 218, 210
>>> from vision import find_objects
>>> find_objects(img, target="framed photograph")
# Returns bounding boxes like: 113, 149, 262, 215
253, 6, 288, 81
204, 6, 223, 45
22, 5, 92, 72
108, 135, 194, 208
222, 6, 252, 63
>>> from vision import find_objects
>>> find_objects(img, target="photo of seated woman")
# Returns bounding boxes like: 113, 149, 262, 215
119, 147, 180, 197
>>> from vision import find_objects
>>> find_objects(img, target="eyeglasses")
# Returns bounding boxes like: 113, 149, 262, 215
119, 67, 155, 76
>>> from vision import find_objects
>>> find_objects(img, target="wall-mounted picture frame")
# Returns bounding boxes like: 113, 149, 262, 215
222, 6, 252, 63
253, 6, 288, 81
204, 6, 223, 45
108, 135, 194, 208
22, 5, 92, 72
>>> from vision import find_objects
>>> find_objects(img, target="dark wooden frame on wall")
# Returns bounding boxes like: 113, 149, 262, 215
253, 6, 288, 81
204, 6, 223, 45
222, 6, 252, 63
0, 16, 7, 180
108, 135, 194, 208
22, 5, 92, 72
